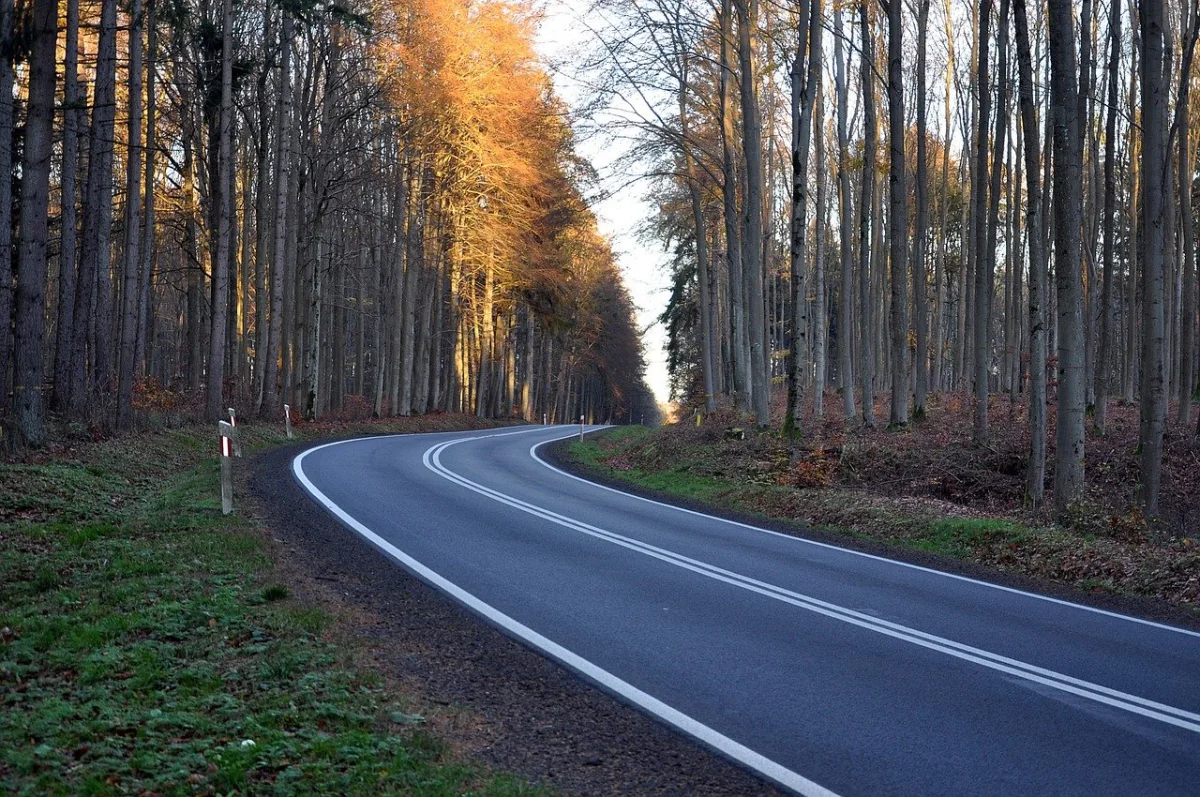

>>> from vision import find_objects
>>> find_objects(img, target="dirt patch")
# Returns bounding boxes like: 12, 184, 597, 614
246, 440, 781, 797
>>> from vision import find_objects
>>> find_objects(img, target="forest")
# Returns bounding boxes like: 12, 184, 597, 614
0, 0, 1197, 522
0, 0, 659, 452
573, 0, 1200, 520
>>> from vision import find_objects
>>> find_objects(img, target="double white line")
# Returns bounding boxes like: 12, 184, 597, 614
424, 432, 1200, 737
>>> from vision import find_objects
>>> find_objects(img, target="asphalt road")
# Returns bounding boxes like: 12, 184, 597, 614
293, 425, 1200, 796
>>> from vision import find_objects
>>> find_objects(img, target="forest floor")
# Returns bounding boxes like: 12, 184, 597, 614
0, 414, 549, 796
563, 390, 1200, 620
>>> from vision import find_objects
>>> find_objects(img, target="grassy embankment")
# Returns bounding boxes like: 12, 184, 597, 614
568, 424, 1200, 612
0, 418, 542, 796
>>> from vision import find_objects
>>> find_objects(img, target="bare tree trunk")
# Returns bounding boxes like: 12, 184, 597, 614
833, 7, 856, 420
859, 1, 877, 427
51, 0, 80, 412
813, 81, 828, 418
886, 0, 909, 426
1139, 0, 1167, 516
1095, 0, 1121, 435
972, 0, 994, 440
912, 0, 930, 416
933, 0, 955, 395
0, 0, 14, 411
785, 0, 822, 436
476, 251, 495, 418
70, 0, 117, 418
680, 60, 716, 415
207, 0, 235, 419
11, 0, 56, 443
735, 0, 770, 426
117, 0, 145, 427
1124, 36, 1141, 405
720, 0, 749, 406
134, 0, 158, 382
1048, 0, 1087, 515
399, 173, 421, 415
262, 13, 292, 416
1175, 4, 1200, 426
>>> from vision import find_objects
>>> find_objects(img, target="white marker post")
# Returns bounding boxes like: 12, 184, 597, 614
284, 404, 293, 439
228, 408, 243, 457
218, 420, 234, 515
579, 415, 585, 442
543, 413, 547, 426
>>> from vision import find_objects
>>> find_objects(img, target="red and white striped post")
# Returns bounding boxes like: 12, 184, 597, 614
227, 407, 243, 457
283, 403, 293, 439
218, 420, 235, 515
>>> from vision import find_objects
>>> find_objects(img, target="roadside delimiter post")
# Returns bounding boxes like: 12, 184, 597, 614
579, 415, 584, 442
284, 404, 293, 439
218, 420, 234, 515
228, 408, 243, 457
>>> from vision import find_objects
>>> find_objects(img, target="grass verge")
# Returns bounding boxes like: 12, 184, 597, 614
1, 419, 543, 796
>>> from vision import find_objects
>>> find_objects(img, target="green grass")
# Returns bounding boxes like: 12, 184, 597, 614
906, 517, 1032, 558
0, 425, 545, 796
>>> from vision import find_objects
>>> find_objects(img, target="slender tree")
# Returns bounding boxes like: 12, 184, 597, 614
11, 0, 57, 444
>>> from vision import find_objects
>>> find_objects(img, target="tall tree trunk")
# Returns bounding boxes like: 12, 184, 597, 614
785, 0, 822, 437
262, 12, 292, 416
117, 0, 145, 427
721, 0, 749, 405
680, 61, 716, 415
1095, 0, 1121, 434
933, 0, 955, 395
735, 0, 770, 426
1048, 0, 1087, 515
972, 0, 994, 440
1175, 3, 1200, 425
1139, 0, 1167, 516
813, 81, 828, 418
399, 174, 420, 416
207, 0, 235, 419
833, 7, 856, 420
859, 1, 877, 427
134, 0, 158, 382
0, 0, 15, 411
70, 0, 118, 418
11, 0, 56, 444
912, 0, 931, 416
52, 0, 80, 412
886, 0, 909, 426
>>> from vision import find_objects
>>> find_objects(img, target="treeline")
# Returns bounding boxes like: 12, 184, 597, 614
580, 0, 1199, 517
0, 0, 659, 447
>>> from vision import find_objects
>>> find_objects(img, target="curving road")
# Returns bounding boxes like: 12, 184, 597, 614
293, 425, 1200, 796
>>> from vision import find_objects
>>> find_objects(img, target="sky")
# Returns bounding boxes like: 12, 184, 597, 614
533, 1, 674, 406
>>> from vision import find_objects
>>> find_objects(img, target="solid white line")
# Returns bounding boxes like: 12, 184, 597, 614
292, 432, 840, 797
528, 435, 1200, 640
425, 434, 1200, 734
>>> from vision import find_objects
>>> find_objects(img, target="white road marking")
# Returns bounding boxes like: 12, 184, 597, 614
423, 432, 1200, 734
530, 431, 1200, 640
293, 431, 840, 797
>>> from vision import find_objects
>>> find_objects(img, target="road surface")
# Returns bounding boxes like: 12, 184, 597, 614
293, 425, 1200, 796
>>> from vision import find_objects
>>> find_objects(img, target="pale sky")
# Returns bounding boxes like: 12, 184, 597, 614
534, 1, 674, 406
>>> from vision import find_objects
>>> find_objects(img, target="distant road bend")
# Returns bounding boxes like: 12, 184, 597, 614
293, 426, 1200, 796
